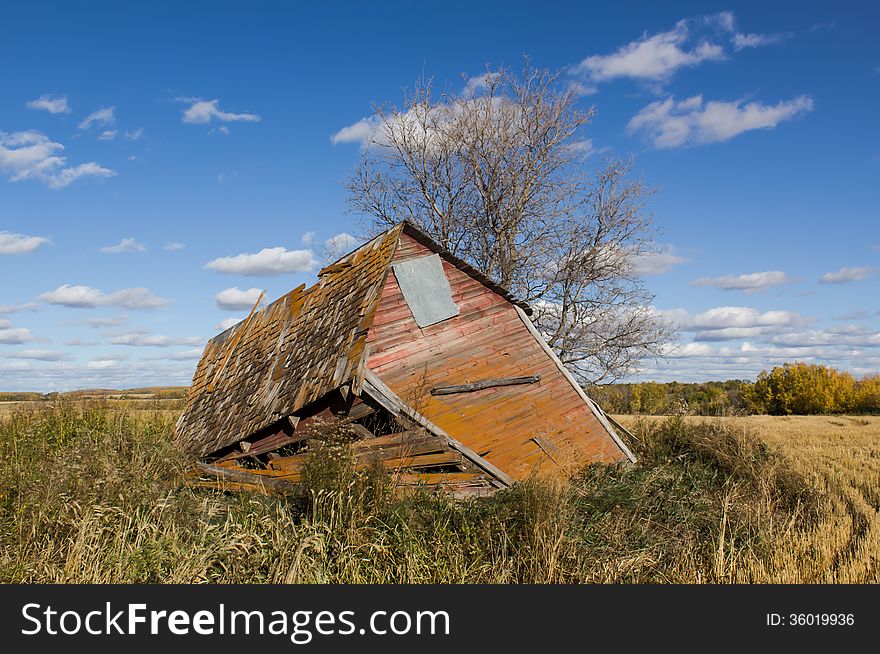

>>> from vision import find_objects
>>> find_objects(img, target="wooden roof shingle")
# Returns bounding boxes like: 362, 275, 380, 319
176, 224, 403, 456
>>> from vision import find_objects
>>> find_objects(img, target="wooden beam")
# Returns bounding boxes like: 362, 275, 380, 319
192, 462, 303, 495
361, 369, 514, 488
349, 423, 376, 440
214, 418, 303, 463
381, 451, 462, 470
396, 472, 487, 485
430, 375, 540, 396
345, 401, 376, 421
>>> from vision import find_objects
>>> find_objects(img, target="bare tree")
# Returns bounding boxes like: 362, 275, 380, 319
345, 65, 672, 383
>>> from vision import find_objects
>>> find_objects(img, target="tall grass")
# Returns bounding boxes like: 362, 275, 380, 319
0, 402, 846, 583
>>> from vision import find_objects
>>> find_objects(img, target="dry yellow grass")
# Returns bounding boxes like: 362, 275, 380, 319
2, 401, 877, 583
0, 399, 183, 418
615, 414, 880, 582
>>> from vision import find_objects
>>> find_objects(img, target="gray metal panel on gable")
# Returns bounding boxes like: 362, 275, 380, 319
391, 254, 460, 328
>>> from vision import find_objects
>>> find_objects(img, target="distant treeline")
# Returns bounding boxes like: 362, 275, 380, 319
0, 392, 45, 402
0, 388, 188, 402
590, 363, 880, 416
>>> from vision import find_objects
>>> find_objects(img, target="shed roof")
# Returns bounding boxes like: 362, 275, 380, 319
177, 222, 532, 457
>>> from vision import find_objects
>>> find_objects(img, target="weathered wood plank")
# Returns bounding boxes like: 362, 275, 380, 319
381, 451, 462, 470
216, 430, 306, 462
513, 305, 637, 464
193, 462, 304, 494
344, 401, 376, 421
396, 472, 486, 485
267, 435, 446, 471
349, 423, 376, 440
355, 437, 447, 460
349, 430, 426, 450
361, 369, 513, 488
430, 375, 540, 395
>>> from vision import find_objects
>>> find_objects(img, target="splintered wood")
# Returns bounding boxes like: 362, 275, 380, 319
185, 388, 504, 497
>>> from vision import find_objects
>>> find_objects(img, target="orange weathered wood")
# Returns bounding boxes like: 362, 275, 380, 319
381, 451, 463, 470
396, 472, 486, 485
365, 232, 629, 481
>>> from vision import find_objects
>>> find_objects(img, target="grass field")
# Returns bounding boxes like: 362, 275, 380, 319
0, 402, 877, 583
615, 414, 880, 583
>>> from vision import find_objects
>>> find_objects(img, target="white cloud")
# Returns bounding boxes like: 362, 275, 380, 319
463, 72, 501, 96
820, 267, 872, 284
26, 95, 70, 114
568, 80, 598, 97
163, 241, 185, 251
97, 129, 118, 141
710, 10, 792, 51
0, 358, 199, 392
45, 162, 116, 188
330, 116, 379, 146
733, 32, 791, 50
123, 128, 144, 141
0, 231, 50, 254
807, 21, 836, 33
0, 130, 116, 188
109, 332, 203, 347
631, 246, 686, 275
664, 342, 716, 358
215, 286, 264, 311
85, 315, 128, 328
659, 305, 810, 341
770, 328, 880, 348
692, 270, 792, 292
832, 310, 869, 321
567, 138, 595, 157
332, 92, 514, 151
627, 94, 813, 148
633, 299, 880, 382
574, 16, 726, 84
301, 231, 316, 246
179, 98, 261, 125
0, 302, 38, 314
707, 10, 735, 32
99, 237, 147, 254
0, 326, 37, 344
65, 338, 99, 346
152, 348, 204, 361
205, 247, 317, 276
216, 317, 242, 331
2, 349, 72, 361
78, 107, 116, 130
87, 359, 126, 370
324, 232, 360, 256
39, 285, 170, 309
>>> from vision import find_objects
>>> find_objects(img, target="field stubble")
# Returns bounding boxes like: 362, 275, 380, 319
616, 414, 880, 583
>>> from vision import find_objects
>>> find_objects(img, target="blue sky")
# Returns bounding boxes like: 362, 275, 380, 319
1, 1, 878, 391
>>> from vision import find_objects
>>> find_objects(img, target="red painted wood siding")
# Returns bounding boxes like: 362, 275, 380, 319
365, 233, 628, 480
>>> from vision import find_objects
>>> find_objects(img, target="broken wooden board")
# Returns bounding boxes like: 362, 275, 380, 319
190, 462, 304, 495
431, 375, 540, 395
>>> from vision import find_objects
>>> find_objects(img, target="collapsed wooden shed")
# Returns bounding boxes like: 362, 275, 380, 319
177, 221, 634, 497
